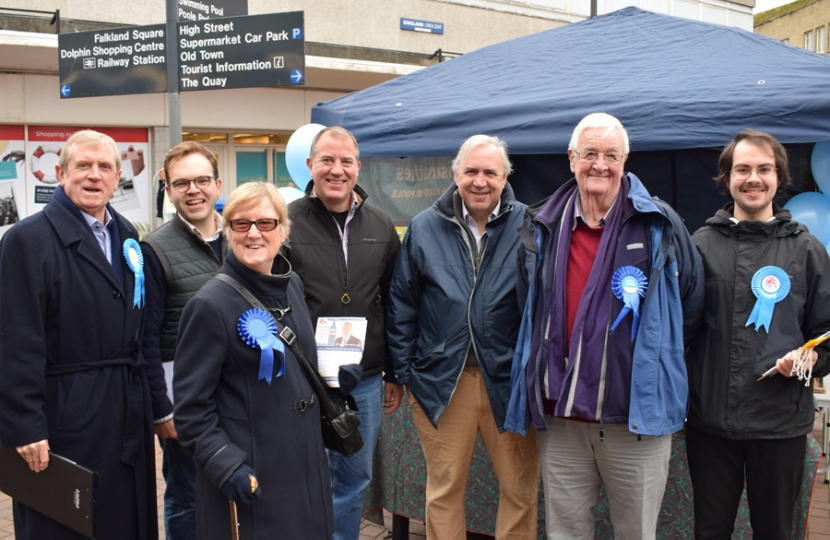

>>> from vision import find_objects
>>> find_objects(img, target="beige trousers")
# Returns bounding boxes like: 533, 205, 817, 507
410, 367, 540, 540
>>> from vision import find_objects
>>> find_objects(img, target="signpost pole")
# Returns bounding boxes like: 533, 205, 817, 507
166, 0, 182, 148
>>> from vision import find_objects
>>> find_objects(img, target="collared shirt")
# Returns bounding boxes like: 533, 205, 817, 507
178, 211, 223, 242
311, 187, 359, 265
82, 209, 114, 263
462, 200, 500, 251
573, 193, 616, 230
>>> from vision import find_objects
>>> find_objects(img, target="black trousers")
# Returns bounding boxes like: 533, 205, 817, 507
686, 424, 806, 540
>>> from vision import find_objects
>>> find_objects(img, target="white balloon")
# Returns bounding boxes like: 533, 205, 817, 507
278, 186, 306, 205
285, 123, 326, 191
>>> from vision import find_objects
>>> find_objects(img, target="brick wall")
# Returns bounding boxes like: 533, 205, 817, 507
755, 0, 830, 54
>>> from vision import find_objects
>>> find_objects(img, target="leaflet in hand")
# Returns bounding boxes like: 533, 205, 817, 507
315, 317, 366, 387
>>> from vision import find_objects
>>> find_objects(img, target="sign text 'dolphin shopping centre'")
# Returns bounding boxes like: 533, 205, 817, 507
58, 11, 304, 98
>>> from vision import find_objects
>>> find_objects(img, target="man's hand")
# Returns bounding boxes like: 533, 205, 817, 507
154, 419, 178, 440
17, 439, 50, 472
383, 383, 405, 414
776, 349, 818, 377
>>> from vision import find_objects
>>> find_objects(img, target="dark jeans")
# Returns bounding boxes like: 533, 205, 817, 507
159, 435, 197, 540
686, 424, 806, 540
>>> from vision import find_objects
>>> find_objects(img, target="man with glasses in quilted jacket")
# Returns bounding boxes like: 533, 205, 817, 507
141, 141, 226, 540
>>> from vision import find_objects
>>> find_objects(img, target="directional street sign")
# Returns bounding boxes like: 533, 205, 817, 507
177, 11, 304, 91
58, 25, 168, 99
57, 11, 304, 98
178, 0, 247, 22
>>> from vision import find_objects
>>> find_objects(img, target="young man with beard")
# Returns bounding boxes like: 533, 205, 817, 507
687, 130, 830, 539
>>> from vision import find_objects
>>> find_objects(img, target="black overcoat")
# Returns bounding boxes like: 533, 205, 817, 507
0, 192, 157, 540
174, 252, 334, 540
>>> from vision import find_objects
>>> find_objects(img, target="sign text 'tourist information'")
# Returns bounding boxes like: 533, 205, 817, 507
178, 11, 304, 91
57, 11, 304, 98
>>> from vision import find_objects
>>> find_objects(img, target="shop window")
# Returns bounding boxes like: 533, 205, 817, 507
182, 132, 228, 143
273, 151, 296, 187
236, 151, 267, 184
234, 134, 291, 145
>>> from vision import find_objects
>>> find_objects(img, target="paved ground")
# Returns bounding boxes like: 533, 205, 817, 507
0, 437, 423, 540
2, 418, 830, 539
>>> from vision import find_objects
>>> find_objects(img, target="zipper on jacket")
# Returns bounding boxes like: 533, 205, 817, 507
599, 210, 663, 439
597, 211, 638, 441
330, 214, 352, 307
440, 216, 484, 422
465, 230, 490, 402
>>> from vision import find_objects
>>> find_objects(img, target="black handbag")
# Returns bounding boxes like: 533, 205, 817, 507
214, 273, 364, 457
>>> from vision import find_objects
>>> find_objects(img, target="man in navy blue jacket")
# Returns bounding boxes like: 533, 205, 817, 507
0, 130, 157, 540
388, 134, 540, 539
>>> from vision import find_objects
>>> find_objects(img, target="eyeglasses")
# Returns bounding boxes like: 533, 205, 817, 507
229, 219, 280, 232
573, 151, 625, 165
730, 165, 777, 181
168, 176, 216, 192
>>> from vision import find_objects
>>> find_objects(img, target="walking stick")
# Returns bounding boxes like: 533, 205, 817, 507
229, 471, 258, 539
229, 501, 240, 540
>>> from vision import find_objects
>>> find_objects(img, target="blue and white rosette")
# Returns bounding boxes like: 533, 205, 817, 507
122, 239, 145, 309
610, 266, 648, 341
238, 309, 286, 384
746, 266, 790, 332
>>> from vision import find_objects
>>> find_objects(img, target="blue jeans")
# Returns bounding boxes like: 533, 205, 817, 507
329, 373, 383, 540
159, 435, 197, 540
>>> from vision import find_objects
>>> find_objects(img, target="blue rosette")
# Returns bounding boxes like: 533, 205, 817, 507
746, 266, 790, 332
610, 266, 648, 341
238, 308, 286, 384
122, 238, 145, 308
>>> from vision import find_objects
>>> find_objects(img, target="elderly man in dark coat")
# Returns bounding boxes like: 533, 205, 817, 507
0, 130, 158, 540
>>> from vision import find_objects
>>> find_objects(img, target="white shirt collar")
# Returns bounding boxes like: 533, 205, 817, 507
178, 211, 223, 241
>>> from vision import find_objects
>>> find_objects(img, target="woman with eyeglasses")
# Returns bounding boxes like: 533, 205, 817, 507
173, 182, 334, 540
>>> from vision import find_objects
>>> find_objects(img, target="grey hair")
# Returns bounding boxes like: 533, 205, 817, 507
451, 134, 512, 176
568, 113, 630, 155
59, 130, 121, 173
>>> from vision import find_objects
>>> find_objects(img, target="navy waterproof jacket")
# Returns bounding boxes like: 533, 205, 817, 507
387, 183, 526, 430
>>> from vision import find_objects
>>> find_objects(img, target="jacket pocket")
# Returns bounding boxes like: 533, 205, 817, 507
412, 340, 447, 372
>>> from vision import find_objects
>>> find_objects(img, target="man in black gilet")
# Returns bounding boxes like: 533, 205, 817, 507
141, 141, 225, 540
